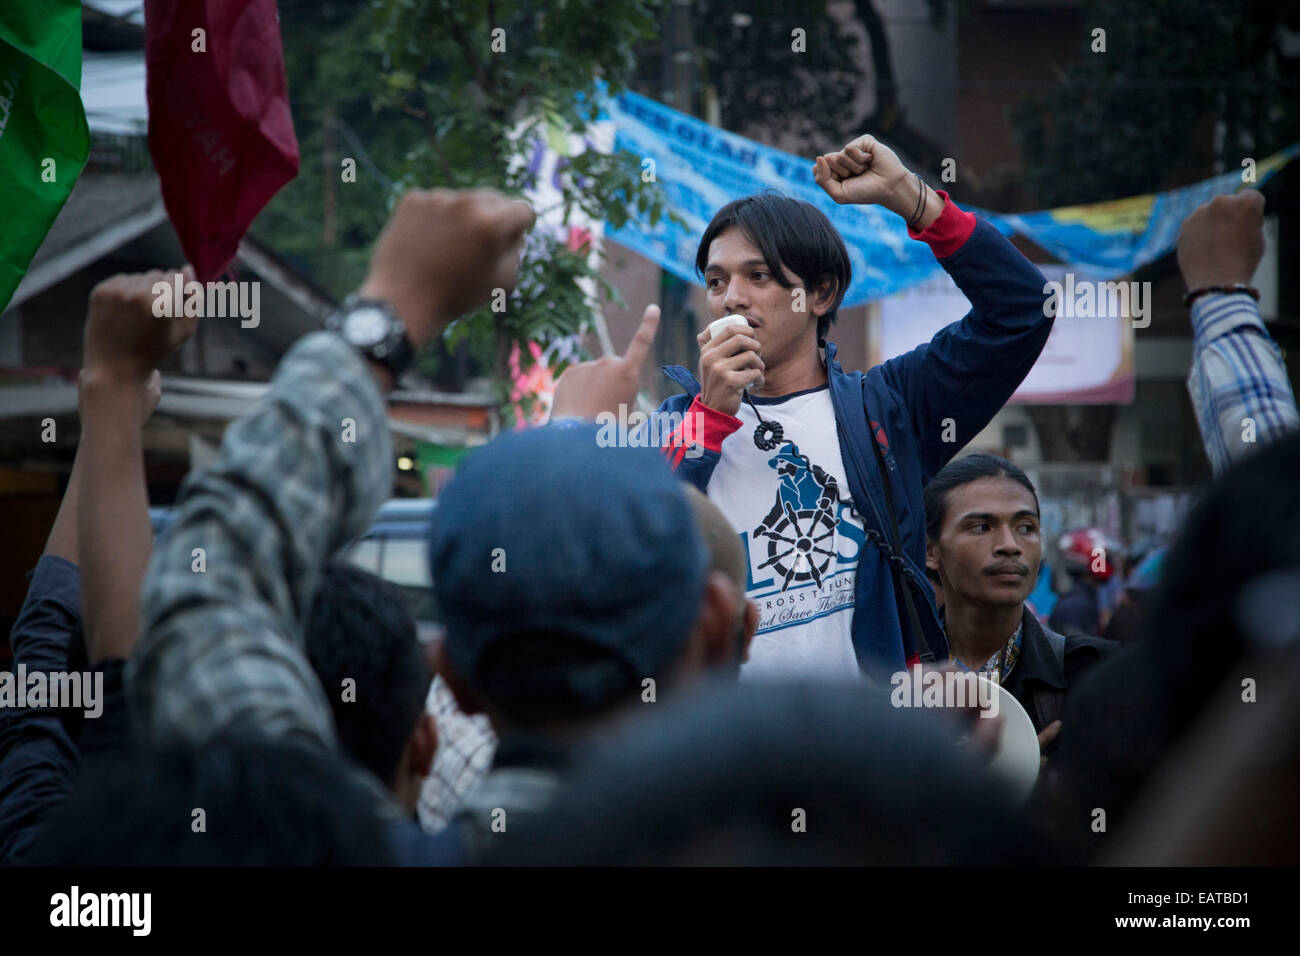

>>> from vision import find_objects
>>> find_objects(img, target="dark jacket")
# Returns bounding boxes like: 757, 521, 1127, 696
1004, 609, 1117, 745
0, 557, 82, 864
655, 211, 1054, 681
1049, 577, 1101, 638
0, 557, 461, 867
450, 731, 570, 864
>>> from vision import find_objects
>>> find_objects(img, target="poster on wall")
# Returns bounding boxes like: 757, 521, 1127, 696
872, 265, 1136, 404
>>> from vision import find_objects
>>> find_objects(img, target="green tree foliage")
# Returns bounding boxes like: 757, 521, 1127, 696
254, 1, 412, 299
1011, 0, 1300, 207
632, 1, 952, 161
1009, 0, 1300, 464
372, 0, 670, 399
678, 1, 865, 151
256, 0, 671, 409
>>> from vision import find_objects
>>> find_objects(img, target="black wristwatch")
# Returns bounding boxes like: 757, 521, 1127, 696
325, 295, 415, 377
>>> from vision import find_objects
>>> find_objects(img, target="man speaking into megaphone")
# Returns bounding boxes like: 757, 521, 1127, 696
553, 135, 1054, 683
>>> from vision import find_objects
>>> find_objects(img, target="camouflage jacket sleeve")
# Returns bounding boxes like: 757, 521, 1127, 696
130, 332, 394, 750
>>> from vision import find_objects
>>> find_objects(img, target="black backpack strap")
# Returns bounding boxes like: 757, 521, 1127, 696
1042, 624, 1066, 671
1030, 625, 1068, 730
866, 424, 934, 663
1030, 685, 1066, 730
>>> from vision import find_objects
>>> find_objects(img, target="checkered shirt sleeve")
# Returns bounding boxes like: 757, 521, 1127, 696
417, 676, 497, 831
1188, 293, 1299, 476
130, 332, 394, 749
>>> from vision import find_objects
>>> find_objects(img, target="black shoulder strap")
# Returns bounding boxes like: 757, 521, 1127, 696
1030, 685, 1066, 731
1043, 624, 1067, 672
866, 425, 934, 663
1030, 625, 1068, 729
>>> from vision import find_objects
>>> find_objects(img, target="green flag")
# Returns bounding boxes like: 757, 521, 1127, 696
0, 1, 90, 311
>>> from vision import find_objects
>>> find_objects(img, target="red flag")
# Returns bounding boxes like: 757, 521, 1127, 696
144, 0, 299, 280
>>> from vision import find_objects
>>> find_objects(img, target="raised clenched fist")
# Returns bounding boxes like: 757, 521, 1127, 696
1176, 191, 1266, 292
813, 134, 911, 208
359, 188, 535, 349
83, 268, 199, 383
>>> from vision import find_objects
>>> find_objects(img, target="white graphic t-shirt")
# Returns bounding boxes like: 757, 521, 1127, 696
704, 385, 866, 681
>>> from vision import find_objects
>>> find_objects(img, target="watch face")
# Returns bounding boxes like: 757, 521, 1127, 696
343, 307, 391, 347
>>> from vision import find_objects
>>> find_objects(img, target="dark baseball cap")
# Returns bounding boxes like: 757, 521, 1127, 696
427, 423, 709, 714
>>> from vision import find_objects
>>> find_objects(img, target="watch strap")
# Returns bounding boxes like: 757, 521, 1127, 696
328, 295, 415, 377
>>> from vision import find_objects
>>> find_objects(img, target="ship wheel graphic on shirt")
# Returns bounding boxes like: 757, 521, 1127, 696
752, 442, 841, 591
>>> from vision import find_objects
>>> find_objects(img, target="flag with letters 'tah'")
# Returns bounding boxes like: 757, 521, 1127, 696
145, 0, 299, 280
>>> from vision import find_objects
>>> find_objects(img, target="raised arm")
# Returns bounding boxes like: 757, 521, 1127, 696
130, 189, 533, 750
1177, 192, 1299, 475
79, 270, 196, 665
75, 374, 159, 664
0, 295, 183, 863
815, 135, 1052, 481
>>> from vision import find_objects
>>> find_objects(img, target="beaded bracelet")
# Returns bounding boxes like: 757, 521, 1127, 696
1183, 284, 1260, 307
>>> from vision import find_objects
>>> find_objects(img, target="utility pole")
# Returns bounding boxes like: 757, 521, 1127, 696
322, 106, 336, 248
657, 0, 698, 381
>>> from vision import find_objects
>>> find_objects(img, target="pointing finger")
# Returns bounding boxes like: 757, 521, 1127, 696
622, 304, 661, 371
498, 197, 536, 243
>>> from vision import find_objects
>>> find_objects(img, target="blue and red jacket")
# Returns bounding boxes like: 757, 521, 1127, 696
654, 195, 1053, 682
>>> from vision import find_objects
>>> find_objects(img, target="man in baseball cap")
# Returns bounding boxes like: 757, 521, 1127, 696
427, 423, 749, 860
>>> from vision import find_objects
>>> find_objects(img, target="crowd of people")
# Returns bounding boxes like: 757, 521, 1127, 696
1, 137, 1297, 866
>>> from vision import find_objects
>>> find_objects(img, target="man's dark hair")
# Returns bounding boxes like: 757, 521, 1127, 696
476, 630, 639, 727
924, 453, 1039, 542
306, 561, 431, 787
32, 733, 394, 865
696, 193, 851, 343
